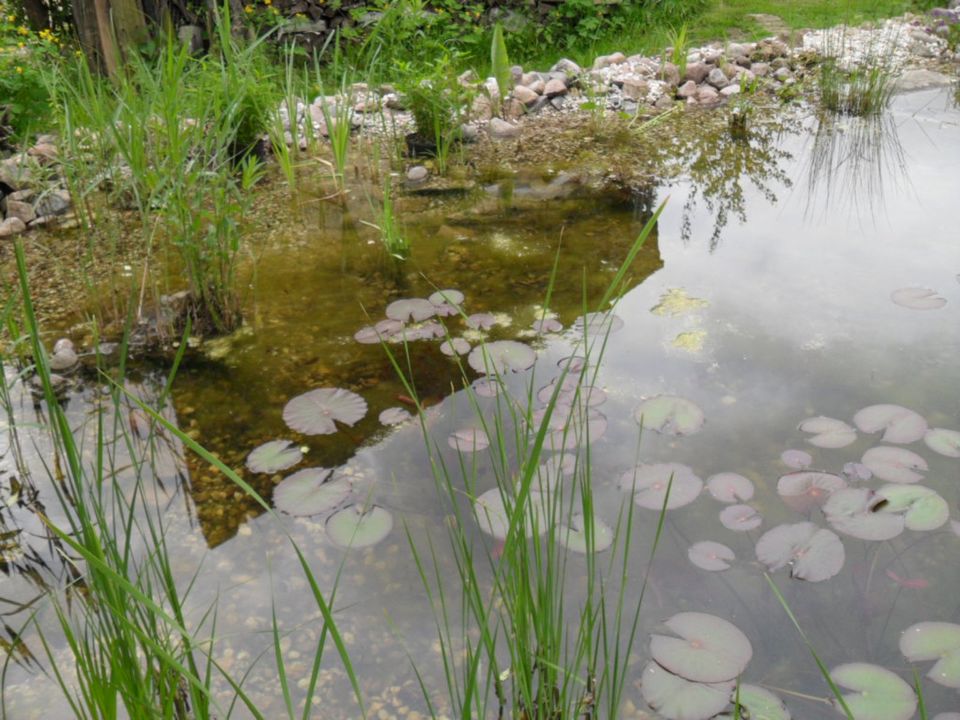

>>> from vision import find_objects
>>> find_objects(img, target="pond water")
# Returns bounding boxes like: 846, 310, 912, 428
2, 87, 960, 719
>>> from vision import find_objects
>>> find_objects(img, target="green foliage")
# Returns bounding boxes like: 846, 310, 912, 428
0, 12, 59, 137
401, 61, 473, 174
490, 22, 510, 105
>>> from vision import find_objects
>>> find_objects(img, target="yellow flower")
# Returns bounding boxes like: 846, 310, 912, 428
7, 14, 15, 21
15, 65, 23, 73
243, 4, 253, 12
263, 0, 271, 5
17, 25, 29, 35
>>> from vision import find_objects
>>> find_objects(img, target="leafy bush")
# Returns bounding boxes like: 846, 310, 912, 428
0, 8, 58, 138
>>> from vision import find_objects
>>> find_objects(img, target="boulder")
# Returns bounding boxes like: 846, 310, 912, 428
543, 78, 568, 98
621, 78, 650, 101
0, 217, 27, 237
35, 189, 72, 217
684, 62, 711, 84
695, 85, 721, 105
520, 71, 543, 87
706, 67, 730, 89
528, 79, 546, 95
512, 85, 540, 106
487, 118, 520, 140
593, 52, 626, 70
550, 58, 582, 77
3, 199, 35, 224
0, 154, 34, 190
676, 80, 698, 99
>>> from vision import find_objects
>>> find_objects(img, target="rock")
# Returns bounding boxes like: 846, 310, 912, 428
720, 85, 741, 97
470, 95, 494, 121
654, 94, 674, 111
726, 43, 749, 58
503, 98, 526, 120
483, 77, 501, 101
383, 93, 406, 111
528, 96, 553, 114
676, 80, 698, 99
543, 78, 568, 98
512, 85, 540, 106
459, 124, 480, 143
550, 58, 582, 77
702, 48, 723, 64
53, 338, 74, 355
687, 51, 703, 63
593, 52, 626, 70
49, 345, 78, 371
753, 38, 789, 61
549, 97, 567, 110
0, 154, 34, 190
28, 143, 58, 162
458, 69, 479, 86
706, 67, 730, 89
0, 217, 27, 237
894, 69, 956, 92
177, 24, 204, 54
406, 165, 429, 183
684, 62, 711, 84
733, 55, 752, 68
695, 85, 721, 105
509, 65, 523, 87
34, 189, 72, 217
773, 67, 793, 82
722, 63, 739, 80
528, 79, 545, 94
487, 118, 520, 139
3, 199, 35, 224
751, 62, 771, 77
659, 62, 680, 86
8, 188, 35, 203
621, 78, 650, 101
520, 71, 542, 86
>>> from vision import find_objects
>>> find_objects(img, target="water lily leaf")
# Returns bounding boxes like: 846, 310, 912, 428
428, 289, 464, 307
755, 522, 845, 582
829, 663, 916, 720
467, 340, 536, 374
474, 488, 545, 540
283, 388, 368, 435
537, 378, 606, 407
862, 446, 928, 483
440, 338, 471, 356
688, 541, 735, 571
719, 504, 762, 531
641, 666, 733, 720
640, 661, 733, 720
246, 440, 303, 474
707, 473, 755, 503
379, 407, 412, 425
824, 488, 905, 541
842, 462, 873, 482
471, 378, 501, 397
386, 298, 436, 322
573, 311, 624, 336
542, 408, 608, 450
777, 472, 846, 513
618, 463, 703, 510
448, 428, 490, 453
901, 621, 960, 689
731, 684, 791, 720
532, 317, 563, 334
354, 319, 404, 344
891, 287, 947, 310
924, 428, 960, 458
325, 504, 393, 548
392, 321, 446, 342
876, 484, 949, 531
634, 395, 705, 436
650, 612, 753, 683
557, 355, 587, 373
557, 513, 613, 553
465, 312, 497, 330
854, 404, 928, 444
798, 416, 857, 448
781, 449, 813, 470
274, 468, 351, 516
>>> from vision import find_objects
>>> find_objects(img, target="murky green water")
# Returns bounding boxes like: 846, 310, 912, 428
3, 88, 960, 718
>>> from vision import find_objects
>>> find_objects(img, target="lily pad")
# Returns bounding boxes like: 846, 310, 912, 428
283, 388, 368, 435
842, 462, 873, 482
385, 298, 436, 322
573, 311, 624, 336
719, 504, 762, 531
467, 340, 536, 374
557, 355, 587, 372
829, 663, 916, 720
891, 287, 947, 310
781, 449, 813, 470
776, 472, 846, 513
428, 289, 464, 307
465, 313, 497, 330
640, 661, 734, 720
246, 440, 304, 474
379, 407, 412, 425
634, 395, 705, 436
823, 488, 905, 541
755, 522, 845, 582
325, 504, 393, 548
448, 428, 490, 453
900, 621, 960, 689
474, 488, 545, 540
650, 612, 753, 683
471, 378, 501, 397
688, 541, 735, 571
862, 446, 928, 483
354, 319, 404, 344
557, 513, 614, 553
706, 473, 755, 503
731, 684, 791, 720
618, 463, 704, 510
532, 318, 563, 333
440, 338, 471, 356
854, 404, 928, 444
798, 416, 857, 449
924, 428, 960, 458
274, 468, 351, 516
876, 484, 949, 531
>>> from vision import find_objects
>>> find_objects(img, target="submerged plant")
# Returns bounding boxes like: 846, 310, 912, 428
362, 176, 409, 260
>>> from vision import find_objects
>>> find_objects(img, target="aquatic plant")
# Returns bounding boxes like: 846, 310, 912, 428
363, 176, 409, 260
317, 76, 354, 194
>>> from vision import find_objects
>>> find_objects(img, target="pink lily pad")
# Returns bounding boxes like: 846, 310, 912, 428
688, 541, 735, 571
650, 612, 753, 683
283, 388, 368, 435
719, 504, 762, 531
862, 446, 928, 483
618, 463, 703, 510
706, 473, 755, 503
776, 471, 846, 513
440, 338, 471, 356
798, 416, 857, 448
386, 298, 436, 322
854, 404, 928, 444
755, 522, 845, 582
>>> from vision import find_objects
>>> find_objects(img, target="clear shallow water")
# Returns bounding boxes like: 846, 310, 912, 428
2, 88, 960, 718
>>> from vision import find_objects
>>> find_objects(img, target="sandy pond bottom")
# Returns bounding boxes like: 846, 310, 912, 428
2, 87, 960, 719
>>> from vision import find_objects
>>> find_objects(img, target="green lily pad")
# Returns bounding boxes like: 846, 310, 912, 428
755, 522, 845, 582
557, 513, 613, 553
650, 612, 753, 683
824, 488, 905, 541
900, 621, 960, 689
634, 395, 705, 436
273, 468, 351, 516
283, 388, 368, 436
876, 484, 949, 531
246, 440, 303, 474
474, 488, 545, 540
829, 662, 916, 720
732, 684, 791, 720
325, 505, 393, 548
924, 428, 960, 458
640, 661, 733, 720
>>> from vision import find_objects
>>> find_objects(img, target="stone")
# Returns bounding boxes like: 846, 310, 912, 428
406, 165, 429, 183
706, 67, 730, 89
702, 48, 723, 64
654, 94, 674, 111
659, 62, 680, 86
512, 85, 540, 106
773, 67, 793, 82
459, 124, 479, 143
676, 80, 698, 99
8, 189, 35, 203
509, 65, 523, 87
720, 85, 741, 97
35, 189, 72, 217
0, 217, 27, 237
487, 118, 520, 140
726, 43, 749, 58
753, 38, 790, 61
894, 69, 956, 92
483, 77, 500, 101
458, 69, 479, 86
684, 62, 711, 84
528, 96, 553, 114
549, 97, 567, 110
528, 79, 545, 95
177, 24, 204, 54
0, 154, 34, 190
3, 199, 35, 224
733, 55, 752, 68
383, 93, 406, 111
503, 98, 526, 120
593, 52, 626, 70
543, 78, 568, 98
550, 58, 582, 76
751, 62, 770, 77
621, 78, 650, 101
722, 63, 739, 79
695, 85, 721, 105
471, 95, 494, 121
520, 71, 542, 86
27, 143, 58, 162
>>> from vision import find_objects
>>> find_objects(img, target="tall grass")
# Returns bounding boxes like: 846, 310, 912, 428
815, 27, 897, 117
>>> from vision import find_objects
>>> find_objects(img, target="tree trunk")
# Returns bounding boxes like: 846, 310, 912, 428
20, 0, 51, 30
73, 0, 150, 77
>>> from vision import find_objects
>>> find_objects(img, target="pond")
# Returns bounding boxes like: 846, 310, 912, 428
2, 86, 959, 719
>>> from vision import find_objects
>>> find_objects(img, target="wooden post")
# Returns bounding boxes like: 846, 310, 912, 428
73, 0, 150, 78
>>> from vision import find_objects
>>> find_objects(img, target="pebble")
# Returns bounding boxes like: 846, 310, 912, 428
0, 216, 27, 237
406, 165, 429, 183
